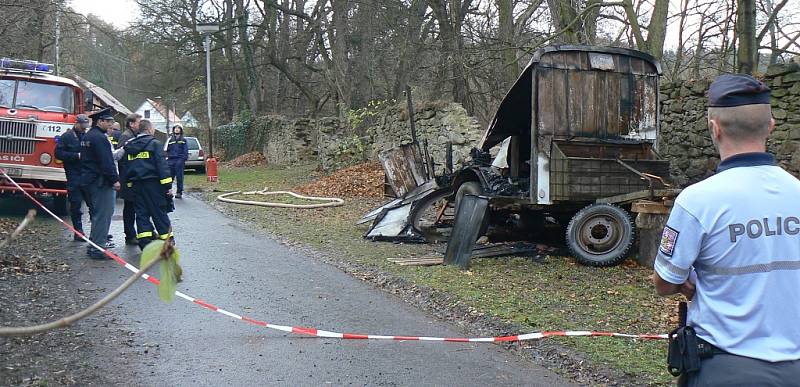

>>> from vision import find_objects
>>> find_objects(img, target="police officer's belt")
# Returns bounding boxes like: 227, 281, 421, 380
668, 326, 729, 377
697, 337, 727, 359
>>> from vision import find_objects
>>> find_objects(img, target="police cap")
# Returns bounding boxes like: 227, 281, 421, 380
88, 107, 116, 121
75, 114, 90, 124
708, 74, 771, 107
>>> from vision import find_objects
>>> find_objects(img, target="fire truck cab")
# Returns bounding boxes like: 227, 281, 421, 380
0, 58, 84, 212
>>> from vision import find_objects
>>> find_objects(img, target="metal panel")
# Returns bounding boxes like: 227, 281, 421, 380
443, 194, 489, 269
0, 120, 37, 154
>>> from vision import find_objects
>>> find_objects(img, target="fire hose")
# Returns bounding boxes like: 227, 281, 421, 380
216, 188, 344, 209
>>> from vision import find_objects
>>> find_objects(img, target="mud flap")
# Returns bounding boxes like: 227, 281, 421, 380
444, 194, 489, 269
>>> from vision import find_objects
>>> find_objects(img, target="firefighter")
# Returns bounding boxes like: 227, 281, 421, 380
117, 114, 142, 245
80, 107, 120, 259
165, 124, 188, 198
55, 114, 90, 241
122, 119, 174, 249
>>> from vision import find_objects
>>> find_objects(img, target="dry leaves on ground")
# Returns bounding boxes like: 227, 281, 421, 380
224, 152, 267, 168
294, 162, 384, 198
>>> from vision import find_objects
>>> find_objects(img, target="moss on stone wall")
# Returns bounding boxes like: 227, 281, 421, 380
659, 63, 800, 186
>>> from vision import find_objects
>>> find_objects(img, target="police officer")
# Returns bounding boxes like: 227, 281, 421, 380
80, 107, 120, 259
122, 119, 174, 249
165, 124, 188, 199
55, 114, 90, 241
117, 114, 142, 245
654, 74, 800, 385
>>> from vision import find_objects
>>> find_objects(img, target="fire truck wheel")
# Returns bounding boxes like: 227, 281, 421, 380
52, 196, 68, 216
566, 204, 634, 267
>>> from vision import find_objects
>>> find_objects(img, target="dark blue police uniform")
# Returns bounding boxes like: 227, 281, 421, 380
80, 108, 119, 258
123, 133, 174, 249
165, 135, 188, 196
55, 127, 85, 237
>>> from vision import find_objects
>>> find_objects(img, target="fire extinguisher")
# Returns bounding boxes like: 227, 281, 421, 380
206, 157, 219, 182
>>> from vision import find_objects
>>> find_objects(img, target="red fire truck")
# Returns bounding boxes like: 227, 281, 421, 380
0, 58, 83, 213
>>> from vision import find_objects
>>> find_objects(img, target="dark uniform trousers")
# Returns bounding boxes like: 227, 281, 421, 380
687, 354, 800, 386
131, 179, 172, 249
123, 201, 136, 240
67, 184, 84, 232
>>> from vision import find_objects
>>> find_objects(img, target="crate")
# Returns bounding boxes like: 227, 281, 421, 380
550, 141, 670, 201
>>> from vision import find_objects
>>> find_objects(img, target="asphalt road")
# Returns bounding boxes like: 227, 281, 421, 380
63, 195, 570, 386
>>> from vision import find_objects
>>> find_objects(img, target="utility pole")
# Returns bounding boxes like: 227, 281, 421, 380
196, 23, 220, 181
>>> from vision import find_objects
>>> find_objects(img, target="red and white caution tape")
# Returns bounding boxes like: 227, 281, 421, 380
0, 169, 668, 342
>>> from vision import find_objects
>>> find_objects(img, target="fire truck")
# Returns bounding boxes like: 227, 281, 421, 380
0, 58, 84, 213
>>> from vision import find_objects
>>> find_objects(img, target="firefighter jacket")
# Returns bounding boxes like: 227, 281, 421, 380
117, 129, 137, 200
80, 126, 119, 187
123, 133, 172, 187
165, 135, 189, 162
55, 129, 83, 185
108, 128, 122, 149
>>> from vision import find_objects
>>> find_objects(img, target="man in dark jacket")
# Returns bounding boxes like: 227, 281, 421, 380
109, 122, 122, 148
55, 114, 89, 241
165, 125, 188, 198
80, 107, 120, 259
116, 114, 141, 245
123, 119, 174, 249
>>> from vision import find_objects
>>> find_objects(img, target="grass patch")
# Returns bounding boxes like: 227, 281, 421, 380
187, 165, 678, 385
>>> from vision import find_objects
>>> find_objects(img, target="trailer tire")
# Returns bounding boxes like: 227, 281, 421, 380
454, 181, 489, 237
566, 204, 634, 267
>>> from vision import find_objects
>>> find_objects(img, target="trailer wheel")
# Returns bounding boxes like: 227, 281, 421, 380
566, 204, 634, 267
409, 189, 453, 242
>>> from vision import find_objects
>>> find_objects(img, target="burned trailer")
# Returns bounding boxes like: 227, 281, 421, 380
446, 45, 675, 266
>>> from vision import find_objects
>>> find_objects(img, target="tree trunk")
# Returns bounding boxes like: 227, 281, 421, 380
645, 0, 670, 60
736, 0, 757, 74
670, 0, 689, 80
497, 0, 518, 86
235, 0, 261, 115
428, 0, 473, 112
692, 14, 706, 78
329, 0, 351, 117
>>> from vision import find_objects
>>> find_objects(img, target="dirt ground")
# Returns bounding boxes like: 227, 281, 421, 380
0, 207, 138, 386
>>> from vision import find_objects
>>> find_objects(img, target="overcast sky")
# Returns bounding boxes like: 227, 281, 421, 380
70, 0, 140, 29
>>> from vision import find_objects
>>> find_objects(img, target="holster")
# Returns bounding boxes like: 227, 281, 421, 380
667, 325, 701, 377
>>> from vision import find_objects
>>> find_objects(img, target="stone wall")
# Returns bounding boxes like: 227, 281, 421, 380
216, 101, 483, 172
371, 102, 483, 175
659, 63, 800, 185
215, 115, 318, 165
